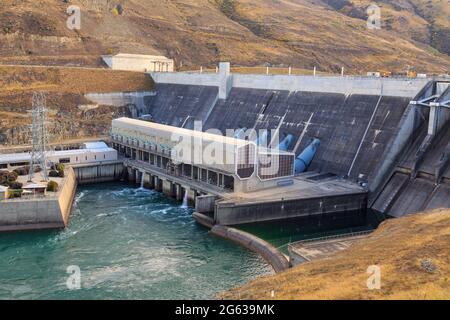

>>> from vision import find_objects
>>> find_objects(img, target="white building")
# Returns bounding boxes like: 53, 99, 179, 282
111, 118, 295, 193
0, 186, 8, 201
0, 142, 117, 169
101, 53, 174, 72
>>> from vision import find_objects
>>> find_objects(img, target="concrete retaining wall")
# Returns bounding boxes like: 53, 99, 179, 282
150, 71, 428, 98
192, 212, 214, 229
211, 225, 289, 273
0, 168, 77, 232
150, 72, 221, 88
58, 167, 77, 225
72, 161, 124, 185
232, 74, 427, 97
215, 193, 367, 226
195, 195, 217, 213
85, 91, 156, 116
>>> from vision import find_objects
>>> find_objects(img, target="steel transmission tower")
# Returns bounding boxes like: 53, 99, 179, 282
28, 92, 49, 182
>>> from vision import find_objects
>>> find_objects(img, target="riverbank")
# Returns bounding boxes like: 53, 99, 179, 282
221, 208, 450, 300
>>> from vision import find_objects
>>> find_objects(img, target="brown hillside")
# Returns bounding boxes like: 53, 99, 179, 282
0, 0, 448, 73
0, 65, 153, 146
221, 209, 450, 300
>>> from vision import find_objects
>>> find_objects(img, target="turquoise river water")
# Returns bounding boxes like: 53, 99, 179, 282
0, 183, 272, 300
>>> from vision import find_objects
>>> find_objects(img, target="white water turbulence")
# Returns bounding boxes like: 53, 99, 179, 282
139, 172, 145, 190
181, 190, 188, 208
0, 183, 272, 299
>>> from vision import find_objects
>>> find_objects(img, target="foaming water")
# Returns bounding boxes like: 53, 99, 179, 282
0, 183, 272, 300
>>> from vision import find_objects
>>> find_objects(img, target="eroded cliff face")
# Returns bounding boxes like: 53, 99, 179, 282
0, 65, 153, 146
0, 96, 133, 145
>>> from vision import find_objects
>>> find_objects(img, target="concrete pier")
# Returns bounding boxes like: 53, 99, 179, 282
0, 168, 77, 232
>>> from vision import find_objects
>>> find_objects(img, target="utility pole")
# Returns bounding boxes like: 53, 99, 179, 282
29, 92, 49, 182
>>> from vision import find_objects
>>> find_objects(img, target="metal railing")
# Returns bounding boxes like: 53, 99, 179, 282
287, 230, 373, 249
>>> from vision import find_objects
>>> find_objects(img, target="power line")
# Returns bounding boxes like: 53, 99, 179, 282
29, 92, 49, 182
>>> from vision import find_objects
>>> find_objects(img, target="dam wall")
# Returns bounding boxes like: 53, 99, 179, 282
150, 72, 428, 98
0, 168, 77, 232
143, 82, 413, 189
143, 84, 218, 128
146, 68, 448, 217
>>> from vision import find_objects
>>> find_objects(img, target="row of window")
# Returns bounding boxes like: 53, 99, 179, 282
112, 134, 172, 153
0, 154, 108, 168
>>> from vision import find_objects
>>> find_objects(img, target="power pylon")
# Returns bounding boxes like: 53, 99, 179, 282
28, 92, 49, 182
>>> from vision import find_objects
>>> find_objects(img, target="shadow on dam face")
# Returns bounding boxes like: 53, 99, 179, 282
144, 84, 218, 128
145, 85, 411, 182
235, 209, 384, 254
141, 81, 450, 220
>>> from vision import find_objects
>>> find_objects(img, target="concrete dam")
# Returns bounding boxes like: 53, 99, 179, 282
103, 63, 449, 225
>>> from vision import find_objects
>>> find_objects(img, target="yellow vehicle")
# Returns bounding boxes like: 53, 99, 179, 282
380, 70, 392, 78
407, 70, 417, 78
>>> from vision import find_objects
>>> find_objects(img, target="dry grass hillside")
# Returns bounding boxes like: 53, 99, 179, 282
0, 65, 154, 146
0, 0, 448, 73
341, 0, 450, 56
221, 209, 450, 300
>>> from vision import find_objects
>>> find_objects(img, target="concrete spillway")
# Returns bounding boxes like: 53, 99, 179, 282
371, 81, 450, 217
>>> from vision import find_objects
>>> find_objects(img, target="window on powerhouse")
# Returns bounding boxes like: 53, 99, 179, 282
9, 162, 29, 167
59, 158, 71, 164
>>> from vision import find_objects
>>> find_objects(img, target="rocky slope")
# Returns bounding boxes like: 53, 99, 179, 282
0, 0, 448, 73
221, 209, 450, 300
0, 65, 154, 146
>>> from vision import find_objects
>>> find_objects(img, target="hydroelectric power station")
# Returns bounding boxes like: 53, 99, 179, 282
109, 62, 449, 224
1, 62, 449, 271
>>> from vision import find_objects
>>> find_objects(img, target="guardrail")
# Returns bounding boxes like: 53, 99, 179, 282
288, 230, 373, 249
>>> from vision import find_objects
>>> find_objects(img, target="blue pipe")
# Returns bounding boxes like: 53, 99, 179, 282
256, 130, 269, 146
234, 127, 247, 139
295, 139, 321, 174
277, 134, 294, 151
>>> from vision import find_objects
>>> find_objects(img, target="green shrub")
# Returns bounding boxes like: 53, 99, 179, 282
0, 171, 8, 185
13, 166, 29, 176
7, 181, 23, 189
47, 181, 59, 192
49, 170, 59, 178
6, 171, 17, 182
0, 171, 18, 185
56, 164, 65, 172
8, 189, 23, 198
58, 170, 65, 178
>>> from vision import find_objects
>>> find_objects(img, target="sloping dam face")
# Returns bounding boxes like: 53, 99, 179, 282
141, 75, 448, 217
145, 83, 410, 183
